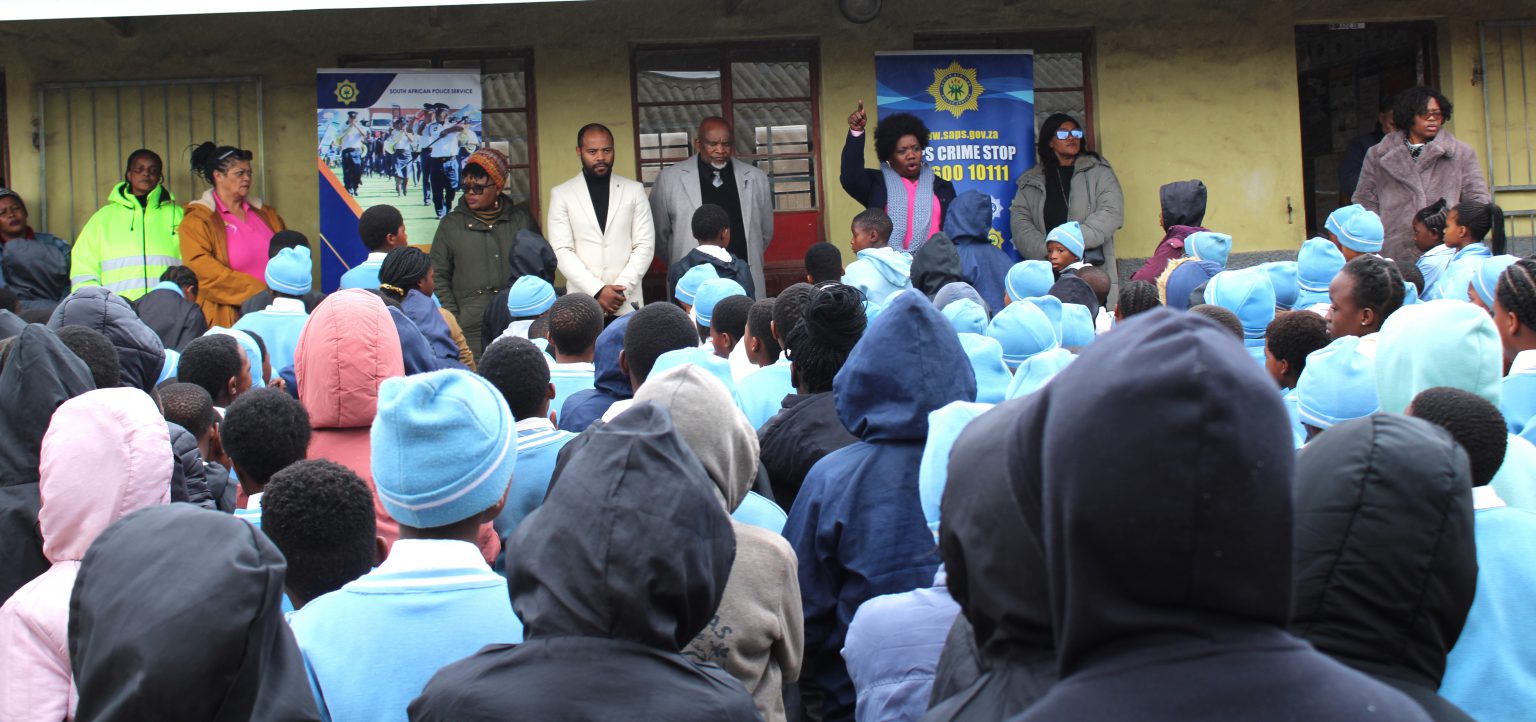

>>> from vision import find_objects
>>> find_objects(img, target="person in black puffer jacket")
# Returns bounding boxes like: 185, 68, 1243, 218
47, 286, 165, 392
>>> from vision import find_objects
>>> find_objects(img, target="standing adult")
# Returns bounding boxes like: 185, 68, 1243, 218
421, 104, 470, 219
412, 104, 435, 207
431, 147, 544, 356
70, 149, 184, 300
0, 190, 71, 312
384, 118, 416, 197
1010, 113, 1124, 284
651, 117, 774, 299
1354, 86, 1491, 263
336, 111, 368, 195
840, 102, 955, 252
1338, 95, 1396, 204
548, 123, 655, 317
178, 141, 287, 329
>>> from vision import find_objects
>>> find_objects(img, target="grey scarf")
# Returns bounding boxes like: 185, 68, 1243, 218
882, 164, 937, 252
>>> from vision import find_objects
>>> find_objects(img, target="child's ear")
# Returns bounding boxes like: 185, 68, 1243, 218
618, 350, 630, 378
546, 382, 556, 401
1502, 309, 1524, 338
375, 536, 390, 565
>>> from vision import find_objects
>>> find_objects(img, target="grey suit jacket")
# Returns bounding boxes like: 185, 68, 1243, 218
650, 155, 774, 299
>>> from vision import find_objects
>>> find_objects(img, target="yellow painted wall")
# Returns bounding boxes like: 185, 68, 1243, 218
0, 0, 1530, 265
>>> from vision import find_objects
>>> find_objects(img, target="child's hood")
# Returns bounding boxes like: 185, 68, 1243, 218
1376, 299, 1502, 414
295, 289, 405, 429
834, 290, 975, 442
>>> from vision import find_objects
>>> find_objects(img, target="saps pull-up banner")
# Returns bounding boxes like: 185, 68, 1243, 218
315, 69, 481, 291
875, 51, 1034, 258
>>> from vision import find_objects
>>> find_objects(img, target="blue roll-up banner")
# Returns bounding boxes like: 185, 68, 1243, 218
875, 51, 1034, 259
316, 69, 481, 292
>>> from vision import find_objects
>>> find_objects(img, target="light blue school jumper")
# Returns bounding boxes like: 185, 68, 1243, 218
233, 492, 262, 529
233, 297, 309, 378
338, 251, 387, 291
290, 538, 523, 722
549, 361, 596, 424
1441, 487, 1536, 721
1503, 350, 1536, 447
1427, 242, 1491, 302
1416, 244, 1455, 299
736, 357, 794, 430
493, 418, 576, 566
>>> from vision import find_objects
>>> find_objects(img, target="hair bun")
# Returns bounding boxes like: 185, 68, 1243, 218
801, 284, 866, 353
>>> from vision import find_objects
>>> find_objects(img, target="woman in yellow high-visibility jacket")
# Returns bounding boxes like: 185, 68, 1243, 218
70, 149, 184, 301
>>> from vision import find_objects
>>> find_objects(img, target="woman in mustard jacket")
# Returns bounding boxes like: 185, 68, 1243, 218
178, 141, 287, 329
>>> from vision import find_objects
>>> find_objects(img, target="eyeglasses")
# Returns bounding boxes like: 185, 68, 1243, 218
1418, 110, 1445, 121
1055, 129, 1085, 140
462, 182, 495, 194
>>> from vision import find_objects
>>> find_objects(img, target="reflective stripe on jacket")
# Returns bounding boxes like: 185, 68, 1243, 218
70, 183, 184, 300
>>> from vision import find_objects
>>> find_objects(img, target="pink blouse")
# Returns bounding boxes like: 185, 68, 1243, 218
898, 176, 942, 251
215, 194, 275, 280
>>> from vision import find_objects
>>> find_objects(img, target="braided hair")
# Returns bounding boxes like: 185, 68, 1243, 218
1116, 280, 1161, 320
378, 246, 432, 301
1414, 199, 1450, 245
1341, 254, 1405, 325
1495, 258, 1536, 332
1453, 201, 1507, 255
785, 284, 865, 393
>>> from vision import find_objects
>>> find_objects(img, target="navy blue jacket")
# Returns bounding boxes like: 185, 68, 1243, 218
944, 192, 1012, 314
784, 291, 976, 722
558, 314, 633, 432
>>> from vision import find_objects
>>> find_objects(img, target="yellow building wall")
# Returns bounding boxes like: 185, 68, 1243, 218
0, 0, 1530, 266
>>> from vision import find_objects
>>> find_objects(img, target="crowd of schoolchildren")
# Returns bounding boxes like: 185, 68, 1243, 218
1, 110, 1535, 722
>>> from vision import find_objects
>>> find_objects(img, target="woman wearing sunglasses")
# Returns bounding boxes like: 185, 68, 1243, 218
1010, 114, 1124, 287
178, 141, 288, 329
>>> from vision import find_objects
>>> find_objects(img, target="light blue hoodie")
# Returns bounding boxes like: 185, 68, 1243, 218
1006, 346, 1074, 399
1376, 299, 1536, 510
842, 247, 913, 305
986, 300, 1059, 369
1005, 260, 1054, 304
1204, 267, 1276, 363
958, 333, 1011, 403
1295, 336, 1378, 432
1430, 242, 1492, 302
1296, 237, 1345, 310
942, 298, 988, 335
1060, 303, 1096, 348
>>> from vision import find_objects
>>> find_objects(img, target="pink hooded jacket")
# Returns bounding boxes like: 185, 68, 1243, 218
0, 388, 172, 721
295, 290, 499, 563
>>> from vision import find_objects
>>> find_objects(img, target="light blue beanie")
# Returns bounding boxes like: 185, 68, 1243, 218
265, 245, 313, 296
1005, 260, 1054, 303
370, 369, 517, 528
1061, 303, 1096, 348
1045, 221, 1086, 260
506, 275, 557, 317
1296, 237, 1346, 309
1205, 268, 1276, 342
1020, 294, 1064, 345
1006, 346, 1074, 399
1185, 231, 1233, 268
942, 298, 988, 335
986, 299, 1059, 368
958, 332, 1011, 403
918, 400, 994, 539
694, 278, 747, 328
1473, 255, 1521, 308
1325, 204, 1385, 254
205, 327, 264, 389
675, 263, 719, 305
1296, 335, 1379, 430
1262, 261, 1299, 310
1402, 280, 1420, 306
841, 247, 913, 305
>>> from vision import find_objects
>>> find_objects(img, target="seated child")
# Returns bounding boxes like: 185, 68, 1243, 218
379, 247, 471, 370
1494, 258, 1536, 444
1265, 310, 1331, 447
1323, 204, 1385, 261
546, 294, 603, 420
693, 278, 748, 347
805, 242, 845, 286
1431, 201, 1506, 302
1044, 221, 1087, 276
233, 245, 312, 376
1114, 279, 1162, 323
709, 295, 754, 361
674, 263, 720, 314
668, 204, 754, 301
261, 459, 382, 610
1005, 260, 1054, 305
218, 387, 312, 528
159, 381, 234, 512
598, 303, 704, 423
290, 369, 524, 721
1295, 335, 1379, 442
944, 190, 1012, 314
736, 298, 797, 429
1203, 267, 1277, 364
851, 208, 893, 252
132, 265, 206, 352
842, 246, 913, 306
1131, 179, 1208, 282
485, 266, 559, 351
341, 204, 408, 290
177, 334, 252, 408
479, 337, 576, 549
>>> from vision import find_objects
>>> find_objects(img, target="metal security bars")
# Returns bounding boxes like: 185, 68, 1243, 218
36, 76, 265, 241
1479, 20, 1536, 244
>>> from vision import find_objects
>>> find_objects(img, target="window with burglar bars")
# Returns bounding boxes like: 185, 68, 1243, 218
37, 77, 264, 242
631, 41, 821, 211
341, 50, 538, 214
1479, 20, 1536, 246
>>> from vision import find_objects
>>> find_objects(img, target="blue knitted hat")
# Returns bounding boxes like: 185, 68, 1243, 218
1325, 204, 1385, 254
958, 332, 1011, 403
1261, 261, 1299, 311
1045, 221, 1085, 260
693, 278, 747, 328
1185, 231, 1233, 268
1473, 255, 1520, 308
986, 299, 1060, 368
1296, 335, 1379, 430
1296, 237, 1345, 309
1060, 302, 1096, 348
942, 298, 988, 335
1005, 260, 1054, 303
675, 264, 720, 306
370, 369, 517, 528
506, 275, 557, 317
265, 245, 312, 296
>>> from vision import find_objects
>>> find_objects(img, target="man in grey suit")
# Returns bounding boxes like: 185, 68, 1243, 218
650, 116, 774, 299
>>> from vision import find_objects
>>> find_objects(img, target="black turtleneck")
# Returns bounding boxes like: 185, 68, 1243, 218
583, 168, 610, 233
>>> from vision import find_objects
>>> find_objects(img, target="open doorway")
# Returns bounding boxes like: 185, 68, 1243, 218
1295, 22, 1438, 236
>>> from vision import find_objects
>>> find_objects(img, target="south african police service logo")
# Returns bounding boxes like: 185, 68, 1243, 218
927, 61, 983, 119
334, 80, 360, 106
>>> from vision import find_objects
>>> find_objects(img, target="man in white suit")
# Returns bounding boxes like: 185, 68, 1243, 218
549, 123, 655, 316
649, 117, 774, 299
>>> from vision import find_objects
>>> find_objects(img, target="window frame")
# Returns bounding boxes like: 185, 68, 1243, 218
628, 39, 824, 214
337, 48, 540, 218
913, 29, 1097, 148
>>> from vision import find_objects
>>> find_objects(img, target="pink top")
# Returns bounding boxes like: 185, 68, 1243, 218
214, 193, 275, 280
898, 176, 942, 251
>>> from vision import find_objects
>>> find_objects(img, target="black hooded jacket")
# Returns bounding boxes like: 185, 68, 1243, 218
1009, 309, 1430, 722
0, 309, 24, 340
0, 325, 94, 603
409, 403, 760, 722
48, 286, 166, 392
1292, 415, 1478, 722
910, 232, 965, 298
69, 504, 320, 721
757, 392, 858, 511
924, 398, 1056, 721
167, 422, 220, 511
135, 286, 209, 352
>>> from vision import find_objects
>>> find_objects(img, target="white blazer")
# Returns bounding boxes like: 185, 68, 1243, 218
649, 155, 774, 299
548, 172, 656, 314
